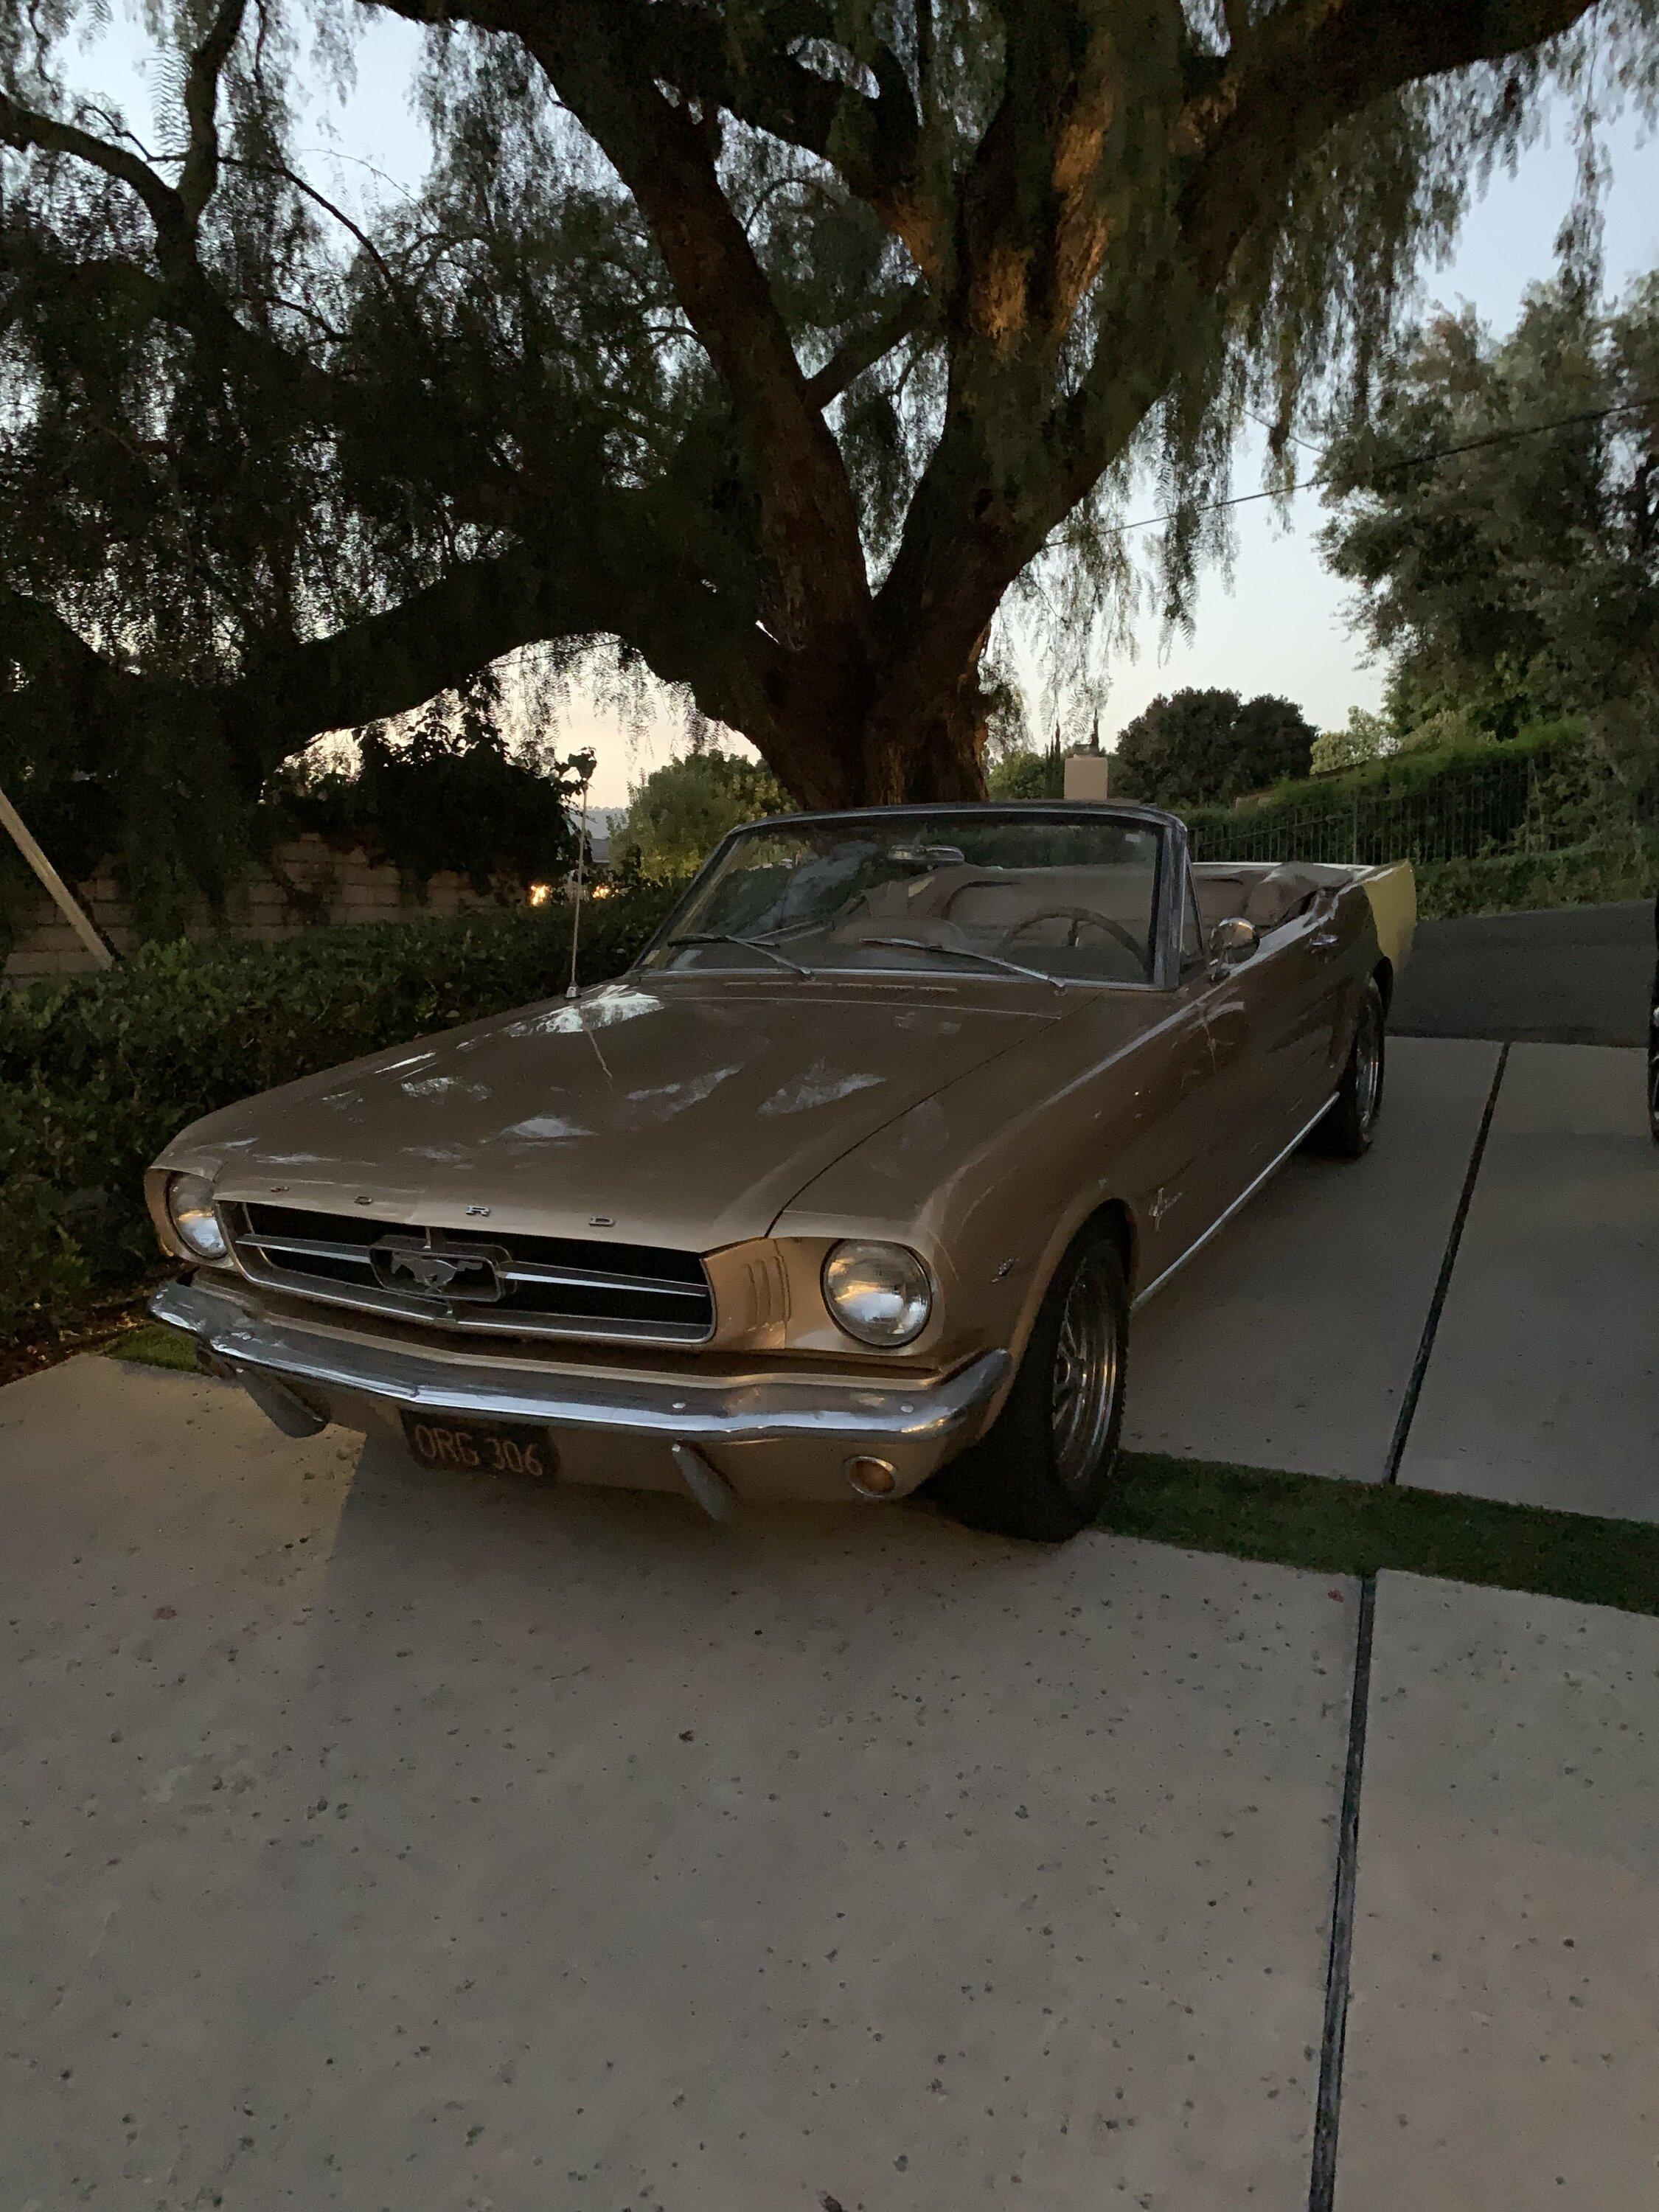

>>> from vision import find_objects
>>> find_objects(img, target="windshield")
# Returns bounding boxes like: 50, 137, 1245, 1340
644, 811, 1166, 987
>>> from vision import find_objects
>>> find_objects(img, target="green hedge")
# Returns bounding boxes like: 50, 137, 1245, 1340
1185, 717, 1604, 867
0, 882, 677, 1345
1415, 836, 1659, 919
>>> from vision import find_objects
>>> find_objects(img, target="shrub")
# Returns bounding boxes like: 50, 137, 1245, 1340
986, 745, 1065, 800
0, 880, 678, 1344
1186, 717, 1604, 866
1416, 835, 1659, 919
1310, 707, 1393, 775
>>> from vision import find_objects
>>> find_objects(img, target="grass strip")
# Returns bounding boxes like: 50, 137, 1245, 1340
106, 1321, 199, 1373
1105, 1452, 1659, 1619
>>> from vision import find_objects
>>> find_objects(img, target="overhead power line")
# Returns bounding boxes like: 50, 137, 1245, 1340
1115, 394, 1655, 537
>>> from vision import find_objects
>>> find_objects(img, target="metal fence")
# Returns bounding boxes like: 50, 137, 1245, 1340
1186, 748, 1599, 869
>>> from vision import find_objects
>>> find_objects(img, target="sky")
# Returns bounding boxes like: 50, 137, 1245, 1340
63, 10, 1659, 803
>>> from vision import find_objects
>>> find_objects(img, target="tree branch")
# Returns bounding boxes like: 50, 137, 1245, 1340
178, 0, 248, 222
804, 285, 928, 407
378, 0, 877, 653
622, 1, 936, 275
1178, 0, 1603, 288
0, 86, 288, 374
0, 94, 195, 262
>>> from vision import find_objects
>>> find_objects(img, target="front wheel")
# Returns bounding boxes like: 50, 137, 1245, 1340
933, 1228, 1128, 1542
1310, 978, 1385, 1160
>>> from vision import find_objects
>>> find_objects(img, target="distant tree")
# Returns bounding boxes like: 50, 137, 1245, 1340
987, 723, 1065, 801
1310, 706, 1394, 774
617, 747, 789, 874
1319, 275, 1659, 771
1111, 689, 1316, 807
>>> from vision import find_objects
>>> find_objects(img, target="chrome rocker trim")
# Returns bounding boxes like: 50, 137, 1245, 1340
1131, 1093, 1338, 1311
149, 1276, 1011, 1466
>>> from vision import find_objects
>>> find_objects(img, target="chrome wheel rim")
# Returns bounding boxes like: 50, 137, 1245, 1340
1050, 1252, 1121, 1493
1354, 997, 1382, 1131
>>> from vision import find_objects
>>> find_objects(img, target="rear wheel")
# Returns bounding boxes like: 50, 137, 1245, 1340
933, 1227, 1128, 1542
1310, 978, 1385, 1160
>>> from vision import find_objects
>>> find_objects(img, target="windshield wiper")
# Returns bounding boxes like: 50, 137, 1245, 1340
665, 932, 810, 978
856, 936, 1064, 992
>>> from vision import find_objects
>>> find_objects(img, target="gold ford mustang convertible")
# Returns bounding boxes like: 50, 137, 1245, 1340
148, 804, 1413, 1540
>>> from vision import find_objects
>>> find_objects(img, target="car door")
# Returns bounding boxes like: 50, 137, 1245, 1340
1248, 886, 1357, 1142
1130, 871, 1247, 1282
1183, 909, 1329, 1209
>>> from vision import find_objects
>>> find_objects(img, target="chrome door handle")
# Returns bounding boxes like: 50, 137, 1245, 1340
1310, 929, 1340, 950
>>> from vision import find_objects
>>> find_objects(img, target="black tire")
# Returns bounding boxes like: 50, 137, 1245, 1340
1310, 976, 1385, 1160
933, 1226, 1129, 1542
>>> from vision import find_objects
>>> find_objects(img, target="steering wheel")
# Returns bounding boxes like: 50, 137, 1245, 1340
1004, 905, 1147, 962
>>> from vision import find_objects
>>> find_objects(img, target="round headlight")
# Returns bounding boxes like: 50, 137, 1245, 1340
166, 1172, 227, 1262
822, 1241, 932, 1347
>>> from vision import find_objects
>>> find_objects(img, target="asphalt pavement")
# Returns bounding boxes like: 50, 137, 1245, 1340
1391, 897, 1655, 1046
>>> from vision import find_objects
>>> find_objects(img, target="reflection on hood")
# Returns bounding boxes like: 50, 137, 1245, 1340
169, 978, 1062, 1249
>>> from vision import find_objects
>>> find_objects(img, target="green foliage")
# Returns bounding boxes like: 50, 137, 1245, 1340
1111, 690, 1316, 808
1321, 274, 1659, 776
986, 746, 1065, 801
0, 1085, 91, 1340
108, 1321, 200, 1372
270, 678, 588, 897
0, 882, 677, 1343
1105, 1455, 1659, 1621
616, 748, 790, 875
1183, 717, 1615, 866
7, 0, 1652, 852
1416, 835, 1659, 919
1310, 706, 1394, 774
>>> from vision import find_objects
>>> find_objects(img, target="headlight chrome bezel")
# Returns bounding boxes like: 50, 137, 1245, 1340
165, 1172, 229, 1262
821, 1239, 933, 1349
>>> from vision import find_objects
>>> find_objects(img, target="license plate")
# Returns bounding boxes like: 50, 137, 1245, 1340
400, 1411, 557, 1481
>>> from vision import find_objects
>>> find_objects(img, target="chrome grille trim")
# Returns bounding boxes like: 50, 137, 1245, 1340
225, 1203, 715, 1346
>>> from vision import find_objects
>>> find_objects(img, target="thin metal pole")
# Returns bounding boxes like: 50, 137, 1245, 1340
565, 772, 591, 1001
0, 784, 114, 970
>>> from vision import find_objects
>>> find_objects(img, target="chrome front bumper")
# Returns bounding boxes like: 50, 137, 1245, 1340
150, 1277, 1011, 1508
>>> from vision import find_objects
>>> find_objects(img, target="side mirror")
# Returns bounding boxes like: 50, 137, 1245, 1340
1209, 916, 1258, 964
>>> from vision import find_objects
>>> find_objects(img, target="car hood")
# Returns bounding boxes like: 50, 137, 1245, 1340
162, 976, 1065, 1251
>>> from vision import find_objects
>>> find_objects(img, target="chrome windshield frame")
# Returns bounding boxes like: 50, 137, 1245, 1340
633, 801, 1186, 992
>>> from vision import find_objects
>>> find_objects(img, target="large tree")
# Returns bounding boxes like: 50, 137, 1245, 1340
1319, 272, 1659, 750
4, 0, 1655, 919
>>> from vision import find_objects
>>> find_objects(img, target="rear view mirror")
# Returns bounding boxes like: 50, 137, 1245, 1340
1209, 917, 1257, 964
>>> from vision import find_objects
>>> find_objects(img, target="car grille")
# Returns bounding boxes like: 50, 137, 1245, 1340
224, 1202, 714, 1344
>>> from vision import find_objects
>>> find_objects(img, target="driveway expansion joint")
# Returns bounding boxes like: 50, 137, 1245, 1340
1307, 1040, 1509, 2210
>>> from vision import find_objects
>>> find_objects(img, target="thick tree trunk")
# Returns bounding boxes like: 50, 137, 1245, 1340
740, 633, 991, 810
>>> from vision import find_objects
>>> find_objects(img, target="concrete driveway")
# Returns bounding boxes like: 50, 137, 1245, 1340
4, 1354, 1356, 2209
